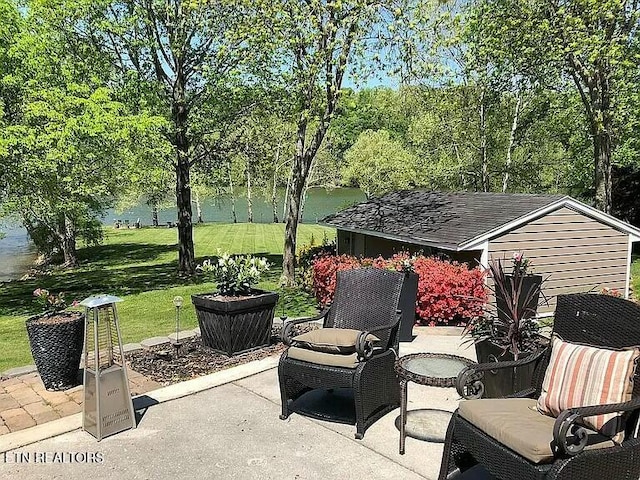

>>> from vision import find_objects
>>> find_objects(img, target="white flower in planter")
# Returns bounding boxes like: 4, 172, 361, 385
197, 251, 271, 296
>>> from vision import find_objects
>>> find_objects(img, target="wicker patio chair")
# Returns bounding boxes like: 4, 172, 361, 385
278, 268, 404, 439
439, 293, 640, 480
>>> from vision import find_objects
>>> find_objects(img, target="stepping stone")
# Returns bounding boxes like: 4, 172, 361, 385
12, 387, 41, 407
1, 407, 36, 431
38, 390, 71, 406
1, 365, 37, 378
0, 393, 19, 411
54, 401, 82, 417
168, 330, 196, 343
23, 401, 56, 418
122, 343, 143, 354
140, 336, 170, 349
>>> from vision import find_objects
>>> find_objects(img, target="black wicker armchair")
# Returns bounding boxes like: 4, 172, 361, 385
278, 268, 404, 439
439, 293, 640, 480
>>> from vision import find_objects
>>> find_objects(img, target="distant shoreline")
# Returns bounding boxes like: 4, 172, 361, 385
0, 187, 365, 282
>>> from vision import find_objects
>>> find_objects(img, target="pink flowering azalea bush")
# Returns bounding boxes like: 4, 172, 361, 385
311, 253, 487, 326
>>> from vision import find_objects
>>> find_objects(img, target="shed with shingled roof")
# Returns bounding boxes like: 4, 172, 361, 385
322, 190, 640, 313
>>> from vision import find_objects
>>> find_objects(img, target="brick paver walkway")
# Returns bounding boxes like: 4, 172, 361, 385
0, 367, 160, 436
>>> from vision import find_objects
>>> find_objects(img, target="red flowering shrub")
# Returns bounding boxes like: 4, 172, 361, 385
311, 253, 487, 325
412, 257, 487, 326
311, 254, 362, 305
369, 252, 413, 271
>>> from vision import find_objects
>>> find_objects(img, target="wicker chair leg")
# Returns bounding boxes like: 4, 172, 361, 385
278, 354, 292, 420
279, 398, 290, 420
438, 414, 477, 480
353, 353, 400, 440
438, 415, 455, 480
279, 385, 290, 420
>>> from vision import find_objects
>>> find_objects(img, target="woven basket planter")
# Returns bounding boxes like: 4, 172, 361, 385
26, 311, 85, 391
192, 290, 279, 356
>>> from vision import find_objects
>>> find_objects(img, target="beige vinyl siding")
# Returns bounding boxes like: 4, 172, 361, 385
488, 207, 628, 314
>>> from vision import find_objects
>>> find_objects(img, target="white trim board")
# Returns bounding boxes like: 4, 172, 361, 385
626, 235, 633, 299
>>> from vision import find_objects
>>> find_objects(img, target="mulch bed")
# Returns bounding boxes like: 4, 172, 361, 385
127, 325, 315, 385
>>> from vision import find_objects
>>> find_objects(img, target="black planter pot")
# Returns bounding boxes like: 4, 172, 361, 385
474, 338, 538, 399
192, 289, 279, 356
495, 274, 542, 321
26, 311, 85, 391
398, 272, 419, 342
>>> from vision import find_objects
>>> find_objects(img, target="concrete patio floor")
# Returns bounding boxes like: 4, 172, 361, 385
0, 330, 484, 480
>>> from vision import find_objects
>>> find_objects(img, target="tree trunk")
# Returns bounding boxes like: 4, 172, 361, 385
594, 70, 613, 214
282, 171, 291, 224
152, 202, 159, 227
194, 189, 203, 224
281, 21, 354, 283
246, 161, 253, 223
271, 179, 279, 223
228, 161, 237, 224
594, 128, 613, 213
283, 158, 305, 286
173, 85, 195, 275
176, 153, 195, 274
479, 86, 489, 192
272, 143, 281, 223
570, 64, 613, 213
300, 159, 315, 222
61, 214, 78, 267
503, 93, 522, 193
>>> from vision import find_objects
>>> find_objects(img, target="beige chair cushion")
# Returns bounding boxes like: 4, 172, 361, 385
458, 398, 615, 464
287, 346, 360, 368
292, 328, 380, 354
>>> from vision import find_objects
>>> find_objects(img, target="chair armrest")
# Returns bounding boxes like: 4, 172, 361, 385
552, 396, 640, 456
456, 348, 547, 399
365, 310, 402, 337
280, 306, 331, 346
355, 310, 402, 361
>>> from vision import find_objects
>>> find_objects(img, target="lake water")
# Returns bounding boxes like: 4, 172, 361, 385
109, 187, 364, 226
0, 188, 365, 282
0, 227, 38, 282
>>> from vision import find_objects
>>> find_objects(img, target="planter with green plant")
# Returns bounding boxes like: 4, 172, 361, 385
191, 252, 278, 356
26, 289, 84, 391
463, 253, 548, 398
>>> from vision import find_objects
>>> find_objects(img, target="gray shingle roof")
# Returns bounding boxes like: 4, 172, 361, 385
322, 190, 567, 250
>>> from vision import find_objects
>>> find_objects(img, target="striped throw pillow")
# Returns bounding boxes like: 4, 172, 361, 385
537, 335, 640, 443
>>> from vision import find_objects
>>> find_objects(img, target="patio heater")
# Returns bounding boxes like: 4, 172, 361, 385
80, 295, 136, 441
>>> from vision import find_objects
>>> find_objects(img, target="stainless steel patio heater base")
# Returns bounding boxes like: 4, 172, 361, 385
80, 295, 136, 441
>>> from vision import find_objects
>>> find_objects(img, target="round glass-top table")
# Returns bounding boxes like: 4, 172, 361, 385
395, 353, 475, 454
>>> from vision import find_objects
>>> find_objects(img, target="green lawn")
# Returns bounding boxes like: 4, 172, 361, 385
632, 255, 640, 299
0, 223, 334, 372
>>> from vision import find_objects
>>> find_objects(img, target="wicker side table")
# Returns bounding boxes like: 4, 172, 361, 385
395, 353, 475, 454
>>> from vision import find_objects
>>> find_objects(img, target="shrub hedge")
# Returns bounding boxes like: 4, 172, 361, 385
311, 253, 487, 326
